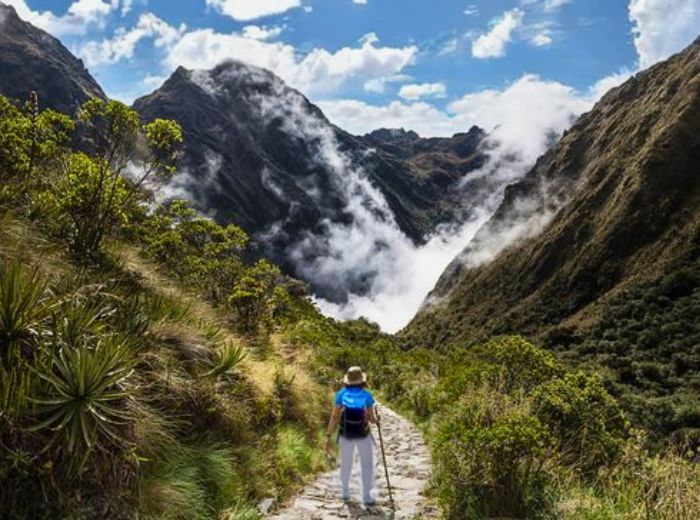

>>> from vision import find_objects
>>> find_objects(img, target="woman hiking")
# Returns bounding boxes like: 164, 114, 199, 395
324, 366, 380, 506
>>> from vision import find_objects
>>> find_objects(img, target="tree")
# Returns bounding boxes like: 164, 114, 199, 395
0, 94, 72, 200
53, 98, 182, 260
228, 260, 284, 333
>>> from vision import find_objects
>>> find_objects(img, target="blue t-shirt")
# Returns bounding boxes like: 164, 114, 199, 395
335, 386, 375, 410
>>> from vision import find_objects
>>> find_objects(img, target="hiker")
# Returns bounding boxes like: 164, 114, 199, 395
325, 366, 380, 506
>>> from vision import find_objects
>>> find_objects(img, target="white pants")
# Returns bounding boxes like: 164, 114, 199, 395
339, 435, 374, 501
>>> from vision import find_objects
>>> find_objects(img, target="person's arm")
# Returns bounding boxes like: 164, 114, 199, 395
366, 405, 379, 424
324, 405, 342, 451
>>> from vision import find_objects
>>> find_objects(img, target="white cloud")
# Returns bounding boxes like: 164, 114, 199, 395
165, 30, 417, 95
205, 0, 301, 21
353, 0, 368, 4
521, 0, 572, 12
543, 0, 572, 12
4, 0, 117, 35
363, 74, 411, 93
629, 0, 700, 70
530, 31, 552, 47
398, 82, 447, 100
472, 8, 524, 59
315, 74, 594, 330
464, 4, 479, 16
78, 12, 186, 67
241, 24, 284, 40
120, 0, 132, 16
321, 74, 590, 143
142, 74, 167, 89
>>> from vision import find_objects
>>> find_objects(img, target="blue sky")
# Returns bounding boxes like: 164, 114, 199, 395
5, 0, 700, 136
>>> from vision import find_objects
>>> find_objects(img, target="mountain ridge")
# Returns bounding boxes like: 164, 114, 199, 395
0, 3, 105, 113
406, 35, 700, 347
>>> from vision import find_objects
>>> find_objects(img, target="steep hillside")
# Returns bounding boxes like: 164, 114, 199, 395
0, 3, 105, 113
408, 36, 700, 344
405, 36, 700, 434
133, 63, 485, 299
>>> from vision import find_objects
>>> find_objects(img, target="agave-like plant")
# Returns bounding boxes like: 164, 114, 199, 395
204, 341, 247, 379
32, 337, 135, 470
0, 258, 50, 359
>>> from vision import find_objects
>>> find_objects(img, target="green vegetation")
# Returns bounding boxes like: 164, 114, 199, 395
1, 91, 697, 519
0, 94, 328, 518
304, 323, 700, 519
549, 252, 700, 445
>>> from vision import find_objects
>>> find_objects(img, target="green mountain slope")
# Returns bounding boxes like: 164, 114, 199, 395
405, 36, 700, 435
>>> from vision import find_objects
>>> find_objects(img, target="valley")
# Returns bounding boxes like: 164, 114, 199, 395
1, 1, 699, 518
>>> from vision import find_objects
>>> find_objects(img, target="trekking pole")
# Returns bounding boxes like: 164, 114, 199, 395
375, 404, 396, 511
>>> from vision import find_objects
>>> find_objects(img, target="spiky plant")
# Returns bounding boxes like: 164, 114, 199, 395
0, 258, 52, 417
31, 337, 135, 470
204, 341, 247, 379
51, 300, 107, 349
0, 257, 50, 359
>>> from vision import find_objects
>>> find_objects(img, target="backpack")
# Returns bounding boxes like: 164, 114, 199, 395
339, 406, 369, 439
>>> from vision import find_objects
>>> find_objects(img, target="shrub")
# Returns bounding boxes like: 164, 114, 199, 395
478, 335, 562, 392
434, 387, 553, 519
533, 371, 630, 474
228, 260, 285, 334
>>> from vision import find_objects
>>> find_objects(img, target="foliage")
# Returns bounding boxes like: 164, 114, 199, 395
204, 341, 247, 379
533, 371, 629, 473
32, 337, 135, 471
550, 253, 700, 443
434, 389, 553, 519
39, 97, 183, 260
134, 199, 248, 299
228, 260, 285, 334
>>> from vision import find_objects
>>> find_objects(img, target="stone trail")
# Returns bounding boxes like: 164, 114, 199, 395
267, 405, 439, 519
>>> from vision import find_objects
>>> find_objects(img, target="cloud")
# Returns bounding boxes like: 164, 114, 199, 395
464, 4, 479, 16
521, 0, 572, 12
398, 82, 447, 100
320, 74, 590, 142
589, 67, 633, 100
363, 74, 411, 93
142, 74, 168, 89
205, 0, 301, 21
164, 30, 417, 95
353, 0, 368, 4
530, 31, 552, 47
629, 0, 700, 69
120, 0, 132, 16
472, 8, 524, 59
77, 12, 186, 67
240, 24, 284, 40
312, 74, 595, 330
4, 0, 117, 35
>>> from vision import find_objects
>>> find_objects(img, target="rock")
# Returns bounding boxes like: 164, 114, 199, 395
258, 498, 277, 515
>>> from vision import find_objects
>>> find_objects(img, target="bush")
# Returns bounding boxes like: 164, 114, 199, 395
434, 387, 553, 519
533, 371, 629, 474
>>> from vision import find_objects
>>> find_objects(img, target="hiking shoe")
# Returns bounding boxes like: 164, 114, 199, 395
363, 497, 376, 507
341, 493, 350, 501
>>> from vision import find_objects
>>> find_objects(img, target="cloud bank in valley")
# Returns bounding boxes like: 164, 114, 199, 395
241, 72, 592, 332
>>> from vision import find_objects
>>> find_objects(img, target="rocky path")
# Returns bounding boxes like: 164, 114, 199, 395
267, 405, 439, 519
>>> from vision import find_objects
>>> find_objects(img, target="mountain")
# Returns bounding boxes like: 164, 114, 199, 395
133, 62, 486, 299
0, 3, 105, 113
404, 37, 700, 434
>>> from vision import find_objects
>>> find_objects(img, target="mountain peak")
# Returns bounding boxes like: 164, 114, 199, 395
0, 1, 105, 113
